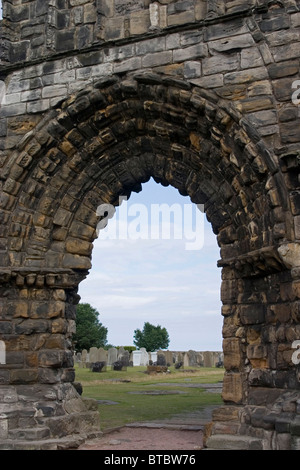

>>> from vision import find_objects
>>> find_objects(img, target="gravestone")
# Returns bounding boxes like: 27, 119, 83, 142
157, 351, 166, 366
165, 350, 173, 365
99, 348, 107, 363
140, 348, 149, 366
81, 349, 88, 368
118, 347, 125, 359
187, 350, 198, 366
91, 362, 106, 372
132, 350, 141, 366
183, 352, 189, 367
89, 347, 99, 364
150, 352, 157, 363
108, 347, 118, 366
119, 350, 130, 367
203, 351, 214, 367
198, 352, 204, 366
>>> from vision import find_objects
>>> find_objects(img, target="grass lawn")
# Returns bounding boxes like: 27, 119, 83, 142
75, 365, 224, 431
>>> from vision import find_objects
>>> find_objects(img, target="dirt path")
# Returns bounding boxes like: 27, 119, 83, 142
78, 427, 204, 450
78, 406, 219, 451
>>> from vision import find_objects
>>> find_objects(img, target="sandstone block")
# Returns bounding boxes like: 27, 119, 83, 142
223, 338, 242, 370
222, 373, 243, 404
173, 43, 208, 62
208, 34, 255, 54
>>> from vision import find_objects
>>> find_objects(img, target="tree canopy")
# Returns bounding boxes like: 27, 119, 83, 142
74, 303, 108, 351
133, 322, 170, 352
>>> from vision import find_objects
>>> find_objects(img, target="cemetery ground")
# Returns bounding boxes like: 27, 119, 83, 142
75, 365, 224, 450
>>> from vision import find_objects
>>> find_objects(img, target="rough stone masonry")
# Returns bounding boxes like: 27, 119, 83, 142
0, 0, 300, 450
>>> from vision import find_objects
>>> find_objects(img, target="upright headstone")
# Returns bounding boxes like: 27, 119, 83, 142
150, 352, 157, 363
132, 350, 141, 366
108, 347, 118, 366
157, 350, 166, 366
187, 350, 197, 366
99, 348, 107, 363
89, 347, 98, 364
140, 348, 149, 366
165, 350, 173, 365
120, 350, 130, 367
118, 347, 125, 360
183, 352, 189, 367
198, 352, 204, 366
177, 352, 183, 363
81, 349, 88, 368
203, 351, 213, 367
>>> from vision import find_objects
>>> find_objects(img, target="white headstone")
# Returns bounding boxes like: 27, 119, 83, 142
132, 351, 141, 366
140, 348, 149, 366
150, 352, 157, 363
0, 341, 5, 365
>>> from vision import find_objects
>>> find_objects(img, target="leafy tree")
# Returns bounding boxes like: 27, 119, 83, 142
133, 322, 170, 352
74, 303, 108, 351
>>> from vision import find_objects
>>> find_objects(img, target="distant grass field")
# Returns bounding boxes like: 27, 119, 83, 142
75, 365, 224, 431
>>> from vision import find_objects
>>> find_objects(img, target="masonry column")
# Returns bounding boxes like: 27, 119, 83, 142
0, 270, 101, 450
221, 267, 247, 405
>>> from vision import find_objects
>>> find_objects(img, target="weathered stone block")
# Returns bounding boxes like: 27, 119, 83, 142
222, 373, 244, 404
142, 51, 172, 68
203, 54, 239, 75
240, 305, 265, 325
130, 10, 150, 35
208, 34, 255, 54
223, 338, 242, 370
280, 122, 300, 144
173, 43, 208, 62
168, 10, 195, 26
10, 369, 39, 384
224, 67, 268, 85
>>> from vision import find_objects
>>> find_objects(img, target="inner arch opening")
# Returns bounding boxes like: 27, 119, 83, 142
78, 177, 222, 351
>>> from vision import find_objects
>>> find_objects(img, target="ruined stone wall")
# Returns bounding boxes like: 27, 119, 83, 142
0, 0, 300, 450
1, 0, 299, 64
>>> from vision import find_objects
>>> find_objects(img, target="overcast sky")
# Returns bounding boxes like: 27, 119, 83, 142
78, 178, 223, 352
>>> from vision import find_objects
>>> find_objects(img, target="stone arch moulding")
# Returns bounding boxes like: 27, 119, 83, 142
1, 0, 300, 449
0, 72, 299, 450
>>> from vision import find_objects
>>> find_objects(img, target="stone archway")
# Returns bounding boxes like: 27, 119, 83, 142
0, 73, 299, 449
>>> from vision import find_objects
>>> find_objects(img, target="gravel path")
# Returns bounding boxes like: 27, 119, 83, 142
78, 405, 220, 451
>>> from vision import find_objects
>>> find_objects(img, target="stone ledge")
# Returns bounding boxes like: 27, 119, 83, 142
0, 428, 103, 450
206, 433, 263, 450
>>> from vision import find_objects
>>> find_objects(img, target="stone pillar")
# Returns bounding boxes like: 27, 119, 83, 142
208, 263, 300, 450
221, 267, 246, 404
0, 274, 101, 450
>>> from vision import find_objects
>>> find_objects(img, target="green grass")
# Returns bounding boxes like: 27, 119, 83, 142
75, 365, 224, 431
